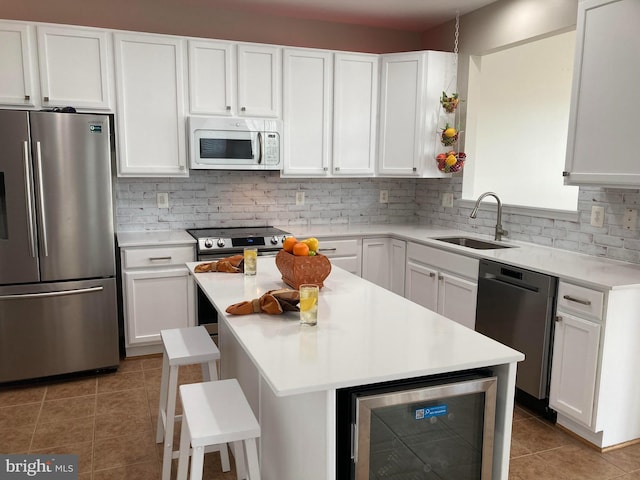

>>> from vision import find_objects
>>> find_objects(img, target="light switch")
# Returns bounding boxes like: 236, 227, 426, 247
590, 205, 604, 227
442, 193, 454, 208
157, 192, 169, 209
296, 191, 305, 206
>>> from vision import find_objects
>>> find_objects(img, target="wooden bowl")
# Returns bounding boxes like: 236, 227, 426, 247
275, 250, 332, 289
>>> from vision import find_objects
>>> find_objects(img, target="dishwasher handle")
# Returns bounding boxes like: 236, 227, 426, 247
480, 273, 540, 294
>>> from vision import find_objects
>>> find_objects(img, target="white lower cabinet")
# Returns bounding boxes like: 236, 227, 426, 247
316, 237, 362, 276
121, 244, 195, 356
404, 242, 478, 329
362, 237, 406, 295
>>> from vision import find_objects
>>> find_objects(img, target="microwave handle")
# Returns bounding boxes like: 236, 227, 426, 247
257, 131, 263, 164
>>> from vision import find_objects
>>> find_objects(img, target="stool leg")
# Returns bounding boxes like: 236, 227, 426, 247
233, 440, 248, 480
219, 443, 231, 472
202, 359, 218, 381
244, 438, 261, 480
156, 352, 170, 443
176, 417, 191, 480
190, 446, 205, 480
161, 365, 179, 480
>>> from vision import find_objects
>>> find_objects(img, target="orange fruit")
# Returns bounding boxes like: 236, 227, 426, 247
283, 236, 298, 253
292, 242, 310, 256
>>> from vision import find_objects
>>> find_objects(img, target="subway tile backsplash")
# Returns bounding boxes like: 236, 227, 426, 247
115, 172, 640, 264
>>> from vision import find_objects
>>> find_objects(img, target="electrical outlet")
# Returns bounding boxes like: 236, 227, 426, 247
379, 190, 389, 203
624, 208, 638, 231
442, 192, 454, 208
296, 191, 305, 206
590, 205, 604, 228
157, 192, 169, 209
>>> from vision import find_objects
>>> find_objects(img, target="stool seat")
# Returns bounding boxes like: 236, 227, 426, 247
156, 326, 229, 480
178, 379, 261, 480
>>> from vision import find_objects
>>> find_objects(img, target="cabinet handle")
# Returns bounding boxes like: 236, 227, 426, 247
438, 274, 443, 280
335, 167, 340, 172
563, 295, 591, 306
323, 167, 328, 171
412, 167, 417, 172
24, 95, 30, 101
43, 96, 49, 102
318, 248, 337, 252
429, 272, 435, 278
226, 106, 231, 111
241, 106, 246, 112
555, 315, 563, 322
149, 256, 172, 262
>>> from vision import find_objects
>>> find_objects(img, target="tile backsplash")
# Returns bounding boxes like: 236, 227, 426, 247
115, 172, 640, 264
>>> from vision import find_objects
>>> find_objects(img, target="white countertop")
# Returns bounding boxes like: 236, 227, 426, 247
188, 257, 523, 397
117, 230, 196, 248
279, 224, 640, 290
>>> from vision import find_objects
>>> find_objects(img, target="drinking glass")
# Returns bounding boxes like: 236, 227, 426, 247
243, 247, 257, 276
299, 284, 319, 326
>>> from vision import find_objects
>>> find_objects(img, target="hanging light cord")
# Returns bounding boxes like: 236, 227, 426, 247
454, 10, 460, 55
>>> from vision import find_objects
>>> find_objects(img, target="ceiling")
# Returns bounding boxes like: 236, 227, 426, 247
203, 0, 501, 32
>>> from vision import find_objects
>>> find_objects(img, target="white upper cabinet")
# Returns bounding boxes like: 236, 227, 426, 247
237, 43, 281, 117
564, 0, 640, 187
0, 21, 112, 110
188, 40, 281, 118
282, 48, 333, 176
188, 39, 234, 115
37, 25, 112, 110
0, 21, 38, 107
332, 52, 378, 176
378, 51, 456, 177
114, 32, 188, 177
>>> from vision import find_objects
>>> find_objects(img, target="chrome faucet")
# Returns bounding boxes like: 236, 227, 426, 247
470, 192, 508, 241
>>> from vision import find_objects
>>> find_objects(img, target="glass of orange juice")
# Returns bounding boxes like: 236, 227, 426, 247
299, 284, 319, 326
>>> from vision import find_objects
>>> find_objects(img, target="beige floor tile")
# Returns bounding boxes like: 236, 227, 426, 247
142, 367, 162, 390
45, 377, 97, 400
93, 460, 160, 480
97, 370, 145, 394
93, 432, 158, 471
77, 473, 92, 480
116, 358, 144, 373
96, 388, 149, 417
614, 471, 640, 480
39, 395, 96, 424
141, 356, 163, 371
510, 437, 533, 458
0, 385, 46, 407
513, 405, 534, 422
509, 454, 570, 480
537, 443, 625, 479
602, 443, 640, 473
0, 426, 35, 453
31, 416, 94, 450
511, 417, 574, 454
95, 412, 153, 440
0, 403, 41, 429
32, 440, 93, 473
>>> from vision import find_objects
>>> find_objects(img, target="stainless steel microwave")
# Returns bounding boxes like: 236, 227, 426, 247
188, 116, 282, 170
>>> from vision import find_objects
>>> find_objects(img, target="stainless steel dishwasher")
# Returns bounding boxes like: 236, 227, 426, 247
475, 259, 558, 415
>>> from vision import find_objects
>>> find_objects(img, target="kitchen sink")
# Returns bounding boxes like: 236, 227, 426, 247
433, 236, 515, 250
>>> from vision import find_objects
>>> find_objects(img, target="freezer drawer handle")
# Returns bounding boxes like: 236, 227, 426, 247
0, 286, 104, 300
149, 256, 172, 262
22, 141, 37, 258
35, 141, 49, 257
562, 294, 591, 306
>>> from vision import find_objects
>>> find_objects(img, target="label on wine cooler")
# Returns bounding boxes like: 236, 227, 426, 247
414, 404, 448, 420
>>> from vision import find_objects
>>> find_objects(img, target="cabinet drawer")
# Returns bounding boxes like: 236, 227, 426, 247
316, 238, 361, 257
557, 281, 604, 321
123, 245, 194, 269
407, 242, 479, 280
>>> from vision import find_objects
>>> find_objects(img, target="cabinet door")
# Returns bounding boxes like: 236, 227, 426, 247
317, 237, 361, 276
564, 0, 640, 186
549, 312, 600, 427
37, 25, 112, 110
237, 44, 281, 117
378, 52, 423, 176
188, 39, 234, 115
390, 239, 406, 296
0, 21, 37, 107
362, 238, 390, 289
282, 48, 333, 176
438, 272, 477, 329
124, 269, 194, 346
332, 53, 378, 176
114, 33, 188, 177
404, 259, 438, 312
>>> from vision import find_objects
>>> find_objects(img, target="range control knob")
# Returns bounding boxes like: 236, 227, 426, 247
203, 238, 214, 248
216, 238, 226, 248
270, 235, 279, 245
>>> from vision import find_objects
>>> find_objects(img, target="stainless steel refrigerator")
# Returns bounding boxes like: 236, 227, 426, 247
0, 110, 119, 383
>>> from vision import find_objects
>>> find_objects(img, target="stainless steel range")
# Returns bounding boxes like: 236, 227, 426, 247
186, 226, 291, 337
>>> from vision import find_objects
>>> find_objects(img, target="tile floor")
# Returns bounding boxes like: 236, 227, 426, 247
1, 356, 640, 479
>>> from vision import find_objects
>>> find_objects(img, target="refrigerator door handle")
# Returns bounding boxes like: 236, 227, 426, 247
35, 141, 48, 257
22, 141, 37, 257
0, 286, 104, 300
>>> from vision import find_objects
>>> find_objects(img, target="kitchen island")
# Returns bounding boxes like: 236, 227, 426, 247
188, 257, 524, 480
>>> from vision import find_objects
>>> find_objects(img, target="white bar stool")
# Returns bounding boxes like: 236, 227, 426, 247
177, 379, 261, 480
156, 326, 230, 480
